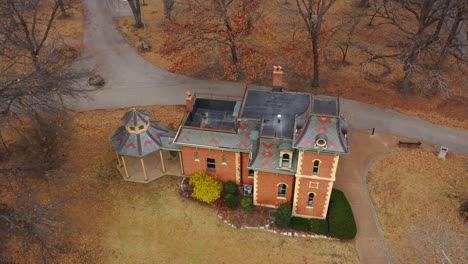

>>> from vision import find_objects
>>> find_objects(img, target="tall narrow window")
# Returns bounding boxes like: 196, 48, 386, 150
312, 160, 320, 176
307, 193, 315, 207
248, 169, 254, 178
281, 153, 290, 167
207, 158, 216, 170
278, 183, 287, 197
194, 151, 199, 161
222, 154, 227, 164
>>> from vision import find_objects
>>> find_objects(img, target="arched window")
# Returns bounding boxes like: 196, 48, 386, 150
307, 193, 315, 207
281, 153, 290, 167
312, 160, 320, 176
277, 183, 287, 197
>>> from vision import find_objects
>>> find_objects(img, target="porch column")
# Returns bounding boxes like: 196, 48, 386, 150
121, 156, 130, 178
159, 151, 166, 172
178, 152, 184, 175
141, 158, 148, 181
115, 152, 122, 167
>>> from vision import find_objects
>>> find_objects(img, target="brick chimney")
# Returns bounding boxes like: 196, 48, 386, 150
272, 65, 284, 87
186, 91, 193, 112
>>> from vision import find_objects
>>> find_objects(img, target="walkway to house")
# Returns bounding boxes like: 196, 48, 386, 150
335, 131, 400, 264
74, 1, 468, 263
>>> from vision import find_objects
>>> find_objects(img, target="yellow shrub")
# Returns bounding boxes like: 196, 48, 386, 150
189, 172, 222, 203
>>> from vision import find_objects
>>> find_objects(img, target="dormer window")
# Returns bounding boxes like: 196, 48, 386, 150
129, 126, 136, 131
279, 150, 293, 169
281, 153, 290, 167
138, 125, 144, 130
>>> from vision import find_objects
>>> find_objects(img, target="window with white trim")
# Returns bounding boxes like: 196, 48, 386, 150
312, 160, 320, 176
307, 193, 315, 207
248, 169, 254, 178
278, 183, 287, 197
281, 153, 290, 167
206, 158, 216, 170
194, 151, 199, 161
222, 154, 227, 165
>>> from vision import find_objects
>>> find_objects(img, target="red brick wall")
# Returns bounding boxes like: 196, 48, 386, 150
293, 177, 332, 219
180, 146, 237, 183
241, 153, 254, 185
300, 152, 335, 179
255, 171, 294, 207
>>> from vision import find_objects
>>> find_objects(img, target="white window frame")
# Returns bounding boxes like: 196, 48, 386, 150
277, 183, 287, 198
307, 192, 315, 208
312, 160, 320, 176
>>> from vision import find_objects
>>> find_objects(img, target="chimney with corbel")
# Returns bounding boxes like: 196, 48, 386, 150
272, 65, 284, 92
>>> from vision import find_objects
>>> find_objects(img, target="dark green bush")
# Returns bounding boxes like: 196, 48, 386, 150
241, 197, 253, 213
289, 217, 311, 231
310, 218, 329, 235
275, 203, 291, 228
327, 189, 357, 240
224, 193, 238, 208
223, 181, 239, 196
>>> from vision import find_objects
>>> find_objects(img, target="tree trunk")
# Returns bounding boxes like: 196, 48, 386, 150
163, 0, 175, 20
312, 33, 320, 88
437, 1, 463, 66
59, 0, 67, 17
128, 0, 143, 28
230, 44, 239, 65
401, 51, 418, 92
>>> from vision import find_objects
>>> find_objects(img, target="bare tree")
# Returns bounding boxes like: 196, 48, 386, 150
294, 0, 337, 88
335, 18, 360, 64
127, 0, 143, 28
0, 0, 62, 72
163, 0, 175, 20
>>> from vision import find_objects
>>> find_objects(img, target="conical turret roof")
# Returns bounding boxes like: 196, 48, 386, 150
121, 109, 150, 127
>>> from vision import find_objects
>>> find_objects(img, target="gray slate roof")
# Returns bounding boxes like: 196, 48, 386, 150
174, 119, 260, 151
294, 115, 348, 153
249, 137, 297, 174
111, 121, 179, 157
121, 109, 150, 127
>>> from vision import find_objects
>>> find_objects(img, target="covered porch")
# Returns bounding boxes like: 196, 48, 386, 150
116, 150, 184, 183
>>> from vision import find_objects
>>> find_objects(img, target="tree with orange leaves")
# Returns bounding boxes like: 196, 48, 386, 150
159, 0, 270, 82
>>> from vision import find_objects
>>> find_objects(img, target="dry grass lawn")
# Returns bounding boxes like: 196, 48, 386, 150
117, 0, 468, 130
0, 106, 358, 263
368, 147, 468, 263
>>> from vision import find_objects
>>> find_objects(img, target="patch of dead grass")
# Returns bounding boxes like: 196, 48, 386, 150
368, 146, 468, 263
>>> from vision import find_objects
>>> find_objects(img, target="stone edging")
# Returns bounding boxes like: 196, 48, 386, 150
217, 214, 337, 240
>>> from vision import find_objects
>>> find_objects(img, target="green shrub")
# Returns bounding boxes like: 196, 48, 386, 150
224, 193, 238, 208
223, 181, 239, 196
289, 217, 311, 231
189, 172, 222, 204
275, 203, 292, 228
241, 197, 253, 213
327, 189, 357, 240
310, 218, 329, 235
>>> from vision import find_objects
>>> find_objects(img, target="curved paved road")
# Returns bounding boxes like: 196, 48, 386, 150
75, 0, 468, 155
74, 1, 467, 263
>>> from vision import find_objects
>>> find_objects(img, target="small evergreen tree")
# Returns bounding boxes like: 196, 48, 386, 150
223, 181, 239, 196
275, 203, 292, 227
224, 194, 238, 208
241, 197, 253, 213
327, 189, 357, 239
